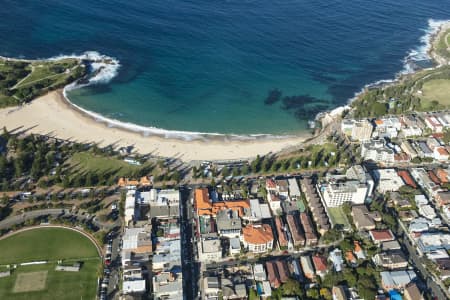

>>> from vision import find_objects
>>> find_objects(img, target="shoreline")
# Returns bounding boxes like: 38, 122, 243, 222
317, 19, 450, 125
1, 19, 449, 161
0, 90, 311, 161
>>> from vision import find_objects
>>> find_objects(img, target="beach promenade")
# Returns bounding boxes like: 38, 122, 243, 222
0, 91, 309, 162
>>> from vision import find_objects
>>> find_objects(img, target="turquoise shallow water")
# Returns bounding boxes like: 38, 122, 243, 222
1, 0, 450, 135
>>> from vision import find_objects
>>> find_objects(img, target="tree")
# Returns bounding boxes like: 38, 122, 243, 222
281, 278, 303, 296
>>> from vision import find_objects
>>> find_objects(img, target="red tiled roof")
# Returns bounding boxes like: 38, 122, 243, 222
370, 229, 394, 242
312, 255, 327, 272
398, 170, 417, 188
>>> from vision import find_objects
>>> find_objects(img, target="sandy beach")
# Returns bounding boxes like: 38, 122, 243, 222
0, 91, 309, 162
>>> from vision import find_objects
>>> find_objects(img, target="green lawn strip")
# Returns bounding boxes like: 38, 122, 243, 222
327, 206, 351, 231
0, 228, 98, 264
0, 261, 99, 300
69, 152, 152, 178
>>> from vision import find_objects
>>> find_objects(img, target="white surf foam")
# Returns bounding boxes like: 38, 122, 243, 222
319, 19, 450, 120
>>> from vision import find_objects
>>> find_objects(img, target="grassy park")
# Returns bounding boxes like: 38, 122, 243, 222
68, 152, 154, 178
0, 227, 100, 300
420, 79, 450, 109
0, 57, 86, 108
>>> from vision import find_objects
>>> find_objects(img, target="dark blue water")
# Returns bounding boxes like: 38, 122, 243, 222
1, 0, 450, 135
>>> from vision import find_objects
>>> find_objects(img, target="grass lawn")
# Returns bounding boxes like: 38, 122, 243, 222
0, 228, 100, 300
0, 227, 98, 264
420, 79, 450, 108
0, 260, 99, 300
435, 29, 450, 60
68, 152, 153, 178
327, 206, 351, 231
15, 59, 79, 89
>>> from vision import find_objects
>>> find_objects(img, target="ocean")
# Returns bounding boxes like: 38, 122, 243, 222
1, 0, 450, 137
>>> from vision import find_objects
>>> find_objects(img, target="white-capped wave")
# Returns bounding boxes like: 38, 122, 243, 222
401, 19, 449, 74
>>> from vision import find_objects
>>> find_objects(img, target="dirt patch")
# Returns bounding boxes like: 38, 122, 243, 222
13, 271, 47, 293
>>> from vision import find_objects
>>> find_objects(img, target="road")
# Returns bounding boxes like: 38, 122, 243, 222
179, 186, 199, 300
397, 218, 449, 300
0, 208, 120, 232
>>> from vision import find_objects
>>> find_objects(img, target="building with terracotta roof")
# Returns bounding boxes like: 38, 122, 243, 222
265, 261, 281, 288
345, 251, 357, 267
275, 260, 290, 283
424, 115, 443, 133
354, 241, 366, 260
435, 168, 449, 183
434, 146, 449, 161
242, 224, 273, 253
299, 212, 318, 246
369, 229, 395, 244
312, 255, 328, 278
194, 188, 250, 217
286, 214, 305, 247
397, 170, 417, 188
274, 217, 288, 248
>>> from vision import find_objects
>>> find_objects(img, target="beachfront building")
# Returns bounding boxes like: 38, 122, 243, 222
351, 119, 373, 141
242, 224, 274, 253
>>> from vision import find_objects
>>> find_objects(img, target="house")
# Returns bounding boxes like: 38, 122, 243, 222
312, 255, 328, 278
153, 272, 183, 300
229, 237, 241, 256
434, 146, 449, 161
286, 214, 305, 247
329, 249, 344, 272
435, 191, 450, 207
123, 279, 146, 294
417, 233, 450, 254
354, 241, 366, 260
418, 204, 437, 220
274, 216, 288, 248
332, 286, 348, 300
198, 234, 222, 263
299, 212, 318, 246
351, 205, 378, 231
345, 251, 357, 267
216, 209, 242, 238
435, 168, 449, 183
397, 170, 417, 188
253, 264, 267, 281
242, 224, 274, 253
381, 240, 401, 251
401, 140, 418, 158
404, 282, 424, 300
288, 178, 301, 199
408, 218, 429, 233
222, 279, 247, 300
204, 277, 221, 299
373, 251, 408, 269
424, 115, 443, 133
380, 270, 417, 290
300, 256, 315, 280
265, 260, 290, 288
372, 169, 405, 193
369, 229, 394, 244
